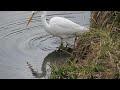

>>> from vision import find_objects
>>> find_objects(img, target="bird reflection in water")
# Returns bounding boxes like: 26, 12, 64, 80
27, 48, 73, 79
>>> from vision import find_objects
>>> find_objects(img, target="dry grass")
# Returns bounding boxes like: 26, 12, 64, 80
91, 11, 120, 29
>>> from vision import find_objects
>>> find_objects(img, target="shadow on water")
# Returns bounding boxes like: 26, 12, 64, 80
27, 48, 73, 79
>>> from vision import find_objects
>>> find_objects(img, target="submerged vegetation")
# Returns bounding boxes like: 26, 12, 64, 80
50, 11, 120, 79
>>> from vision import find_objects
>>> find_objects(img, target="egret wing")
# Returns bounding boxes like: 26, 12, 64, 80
49, 17, 82, 35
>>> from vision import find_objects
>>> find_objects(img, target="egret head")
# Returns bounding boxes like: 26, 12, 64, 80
26, 11, 47, 27
26, 11, 39, 27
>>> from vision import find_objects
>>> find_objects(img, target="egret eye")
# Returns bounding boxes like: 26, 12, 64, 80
31, 11, 39, 16
32, 11, 35, 14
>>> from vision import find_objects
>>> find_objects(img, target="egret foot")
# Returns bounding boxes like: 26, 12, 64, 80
58, 43, 70, 52
58, 42, 64, 51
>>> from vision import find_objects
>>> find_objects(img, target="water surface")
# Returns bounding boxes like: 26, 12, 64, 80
0, 11, 90, 79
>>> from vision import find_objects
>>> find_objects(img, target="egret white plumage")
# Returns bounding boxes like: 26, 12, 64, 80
26, 11, 89, 47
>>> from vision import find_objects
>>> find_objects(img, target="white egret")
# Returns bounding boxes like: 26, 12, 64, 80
26, 11, 89, 47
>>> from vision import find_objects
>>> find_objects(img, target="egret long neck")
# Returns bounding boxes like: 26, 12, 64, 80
41, 11, 50, 30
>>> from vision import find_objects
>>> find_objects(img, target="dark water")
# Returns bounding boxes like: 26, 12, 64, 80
0, 11, 90, 79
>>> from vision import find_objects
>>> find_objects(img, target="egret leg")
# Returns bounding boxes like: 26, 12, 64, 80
58, 38, 64, 50
61, 38, 64, 47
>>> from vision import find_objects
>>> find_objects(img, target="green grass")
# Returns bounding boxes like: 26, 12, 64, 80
49, 11, 120, 79
49, 27, 120, 79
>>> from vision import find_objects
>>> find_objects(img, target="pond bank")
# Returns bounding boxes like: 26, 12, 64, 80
50, 11, 120, 79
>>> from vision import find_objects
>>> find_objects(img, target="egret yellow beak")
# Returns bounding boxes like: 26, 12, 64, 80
26, 14, 34, 27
